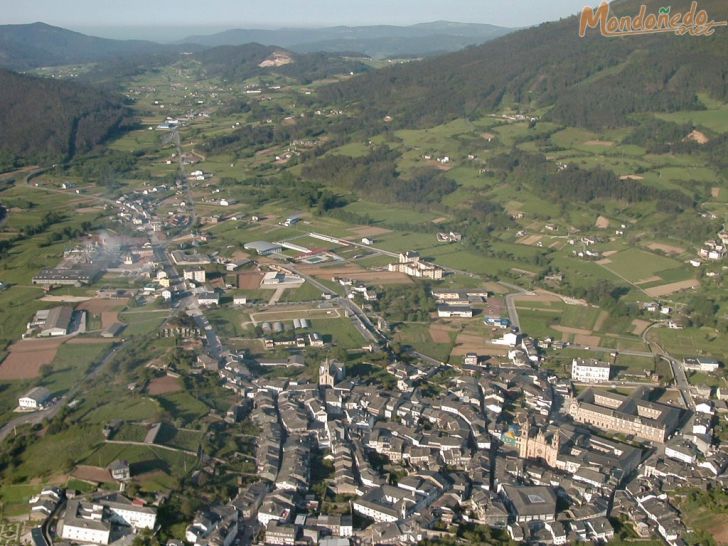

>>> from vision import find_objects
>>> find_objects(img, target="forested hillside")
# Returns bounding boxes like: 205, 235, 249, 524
319, 0, 728, 129
0, 68, 131, 169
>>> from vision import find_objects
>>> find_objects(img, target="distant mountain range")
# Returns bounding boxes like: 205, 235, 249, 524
0, 22, 199, 70
179, 21, 514, 58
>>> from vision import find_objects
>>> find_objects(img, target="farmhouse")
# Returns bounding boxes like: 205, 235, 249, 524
108, 460, 131, 481
19, 386, 52, 410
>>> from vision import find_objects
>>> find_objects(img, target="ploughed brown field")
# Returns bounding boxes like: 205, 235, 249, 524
147, 375, 182, 395
0, 338, 64, 380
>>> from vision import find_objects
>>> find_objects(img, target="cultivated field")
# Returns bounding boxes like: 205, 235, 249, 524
147, 375, 182, 395
644, 279, 700, 297
0, 338, 64, 380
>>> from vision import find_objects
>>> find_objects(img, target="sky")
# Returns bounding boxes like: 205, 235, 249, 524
0, 0, 593, 40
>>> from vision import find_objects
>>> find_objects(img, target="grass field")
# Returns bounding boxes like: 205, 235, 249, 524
82, 443, 196, 492
154, 391, 210, 426
654, 327, 728, 360
395, 322, 453, 363
309, 317, 368, 350
601, 248, 684, 283
41, 342, 111, 396
119, 310, 168, 336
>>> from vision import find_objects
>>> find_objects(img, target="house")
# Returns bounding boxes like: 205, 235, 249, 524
108, 460, 131, 481
361, 237, 374, 245
492, 332, 520, 347
463, 353, 479, 366
184, 269, 206, 283
185, 504, 239, 546
484, 316, 510, 329
197, 292, 219, 306
571, 358, 611, 383
19, 387, 52, 410
233, 296, 248, 306
265, 520, 297, 545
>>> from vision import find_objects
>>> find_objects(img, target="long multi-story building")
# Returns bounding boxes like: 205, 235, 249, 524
568, 387, 681, 443
571, 358, 611, 383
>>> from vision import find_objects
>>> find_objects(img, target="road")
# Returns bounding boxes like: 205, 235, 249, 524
500, 281, 533, 332
643, 323, 695, 410
287, 264, 382, 344
172, 128, 197, 228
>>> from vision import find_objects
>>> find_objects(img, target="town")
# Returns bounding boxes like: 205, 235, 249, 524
1, 6, 728, 546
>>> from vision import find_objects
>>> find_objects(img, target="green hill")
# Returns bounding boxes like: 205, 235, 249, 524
0, 22, 194, 70
318, 0, 728, 129
0, 68, 131, 167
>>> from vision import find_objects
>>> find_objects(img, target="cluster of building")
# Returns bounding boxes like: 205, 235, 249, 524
697, 231, 728, 262
388, 252, 444, 280
59, 493, 156, 545
172, 311, 728, 546
25, 306, 78, 337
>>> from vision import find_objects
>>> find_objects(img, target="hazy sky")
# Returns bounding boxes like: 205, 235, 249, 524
1, 0, 593, 38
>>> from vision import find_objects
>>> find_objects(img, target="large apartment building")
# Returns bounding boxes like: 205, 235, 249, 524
571, 358, 611, 383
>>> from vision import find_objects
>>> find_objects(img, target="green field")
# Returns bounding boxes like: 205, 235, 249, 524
601, 248, 685, 284
654, 327, 728, 360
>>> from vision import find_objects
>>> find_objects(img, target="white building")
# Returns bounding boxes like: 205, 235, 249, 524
19, 386, 51, 410
437, 304, 473, 318
197, 292, 219, 306
184, 269, 206, 283
571, 358, 611, 383
60, 495, 156, 545
492, 332, 520, 347
683, 357, 720, 373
